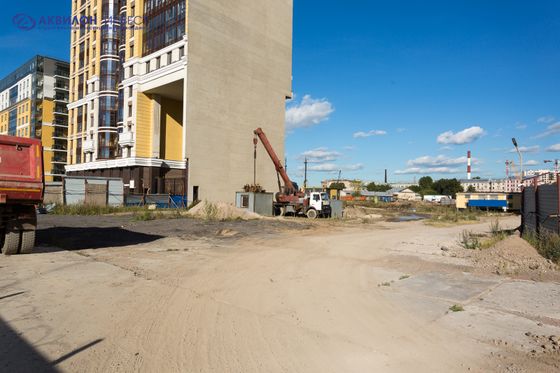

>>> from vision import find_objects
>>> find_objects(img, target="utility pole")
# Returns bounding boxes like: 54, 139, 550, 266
512, 138, 523, 187
253, 135, 258, 185
304, 157, 308, 191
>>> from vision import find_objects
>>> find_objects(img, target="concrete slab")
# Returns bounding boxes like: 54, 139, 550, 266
479, 281, 560, 321
393, 272, 502, 303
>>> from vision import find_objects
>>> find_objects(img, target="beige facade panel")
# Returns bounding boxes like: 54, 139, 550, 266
186, 0, 293, 202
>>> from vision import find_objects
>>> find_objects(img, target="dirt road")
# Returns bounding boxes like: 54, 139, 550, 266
1, 215, 559, 372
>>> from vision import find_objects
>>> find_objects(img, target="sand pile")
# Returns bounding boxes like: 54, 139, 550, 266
467, 235, 559, 281
344, 205, 382, 220
187, 200, 262, 220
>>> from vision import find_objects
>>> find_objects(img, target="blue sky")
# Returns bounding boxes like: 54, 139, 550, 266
1, 1, 560, 185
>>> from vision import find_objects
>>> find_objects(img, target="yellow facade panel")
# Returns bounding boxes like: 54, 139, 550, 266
161, 97, 183, 161
135, 92, 153, 157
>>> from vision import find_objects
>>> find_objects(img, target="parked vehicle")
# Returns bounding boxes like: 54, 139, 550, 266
0, 135, 44, 255
253, 128, 331, 218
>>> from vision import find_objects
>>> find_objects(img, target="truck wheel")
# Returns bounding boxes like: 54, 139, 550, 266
20, 230, 36, 254
1, 223, 21, 255
306, 209, 318, 219
19, 215, 37, 254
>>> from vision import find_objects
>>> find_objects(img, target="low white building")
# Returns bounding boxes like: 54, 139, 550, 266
395, 188, 422, 201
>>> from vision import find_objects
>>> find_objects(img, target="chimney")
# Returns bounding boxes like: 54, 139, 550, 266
384, 169, 388, 184
467, 151, 472, 180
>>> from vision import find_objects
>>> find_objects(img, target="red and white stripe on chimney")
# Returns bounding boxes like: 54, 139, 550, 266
467, 151, 472, 180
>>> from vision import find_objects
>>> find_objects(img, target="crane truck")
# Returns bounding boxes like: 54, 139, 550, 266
253, 128, 331, 218
0, 135, 44, 255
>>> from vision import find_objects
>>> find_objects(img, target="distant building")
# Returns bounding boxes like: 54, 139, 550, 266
461, 171, 557, 193
390, 182, 418, 189
395, 188, 421, 201
322, 179, 362, 191
0, 55, 70, 182
523, 170, 557, 185
360, 190, 394, 203
460, 178, 522, 193
456, 192, 521, 212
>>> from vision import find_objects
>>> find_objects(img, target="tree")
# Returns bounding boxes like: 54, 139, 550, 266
418, 176, 434, 190
408, 185, 422, 193
433, 178, 464, 198
366, 182, 392, 192
467, 185, 476, 192
350, 180, 364, 192
329, 182, 345, 191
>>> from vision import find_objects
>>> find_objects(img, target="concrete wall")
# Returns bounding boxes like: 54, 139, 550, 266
186, 0, 293, 203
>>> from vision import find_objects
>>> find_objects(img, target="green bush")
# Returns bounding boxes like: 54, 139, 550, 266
524, 230, 560, 263
133, 210, 157, 221
459, 230, 481, 250
51, 204, 131, 215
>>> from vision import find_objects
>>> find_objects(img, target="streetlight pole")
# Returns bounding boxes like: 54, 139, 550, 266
544, 159, 559, 175
512, 138, 523, 187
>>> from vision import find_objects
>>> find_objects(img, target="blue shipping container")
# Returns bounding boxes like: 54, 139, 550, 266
468, 200, 507, 208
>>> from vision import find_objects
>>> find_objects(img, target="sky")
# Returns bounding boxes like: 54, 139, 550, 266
1, 1, 560, 186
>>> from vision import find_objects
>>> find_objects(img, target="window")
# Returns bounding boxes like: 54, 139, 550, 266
142, 0, 186, 56
241, 195, 249, 208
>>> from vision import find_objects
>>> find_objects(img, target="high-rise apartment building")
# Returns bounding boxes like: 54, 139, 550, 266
66, 0, 293, 202
0, 56, 70, 182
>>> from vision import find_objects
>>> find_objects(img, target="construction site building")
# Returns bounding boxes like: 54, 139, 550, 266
65, 0, 293, 202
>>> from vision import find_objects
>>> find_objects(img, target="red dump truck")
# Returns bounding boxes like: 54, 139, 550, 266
0, 135, 43, 255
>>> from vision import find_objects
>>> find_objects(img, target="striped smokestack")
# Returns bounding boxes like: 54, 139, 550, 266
467, 151, 472, 180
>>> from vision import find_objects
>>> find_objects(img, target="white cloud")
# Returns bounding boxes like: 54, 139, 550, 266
537, 115, 555, 124
285, 95, 334, 130
439, 146, 453, 151
525, 160, 539, 166
353, 130, 387, 138
437, 126, 485, 145
407, 155, 473, 167
516, 122, 527, 130
302, 163, 364, 173
396, 128, 406, 133
509, 145, 540, 153
546, 144, 560, 152
299, 148, 341, 163
534, 122, 560, 139
395, 167, 460, 175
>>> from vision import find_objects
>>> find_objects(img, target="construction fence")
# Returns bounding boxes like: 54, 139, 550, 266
45, 177, 125, 206
45, 177, 188, 208
521, 173, 560, 236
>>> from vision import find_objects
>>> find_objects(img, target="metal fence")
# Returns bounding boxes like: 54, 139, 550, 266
126, 194, 188, 209
521, 174, 560, 235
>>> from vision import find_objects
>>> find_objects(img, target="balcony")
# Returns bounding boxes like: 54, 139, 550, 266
52, 154, 68, 164
53, 129, 67, 139
83, 140, 95, 153
118, 131, 134, 147
54, 84, 69, 91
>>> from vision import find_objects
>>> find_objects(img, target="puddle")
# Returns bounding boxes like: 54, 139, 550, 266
391, 214, 425, 222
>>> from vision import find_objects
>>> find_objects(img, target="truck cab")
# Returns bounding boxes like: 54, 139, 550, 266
305, 192, 331, 219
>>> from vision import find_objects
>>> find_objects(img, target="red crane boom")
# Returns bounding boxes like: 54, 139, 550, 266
253, 128, 297, 195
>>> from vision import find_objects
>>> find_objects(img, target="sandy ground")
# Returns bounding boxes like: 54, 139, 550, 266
1, 214, 559, 372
